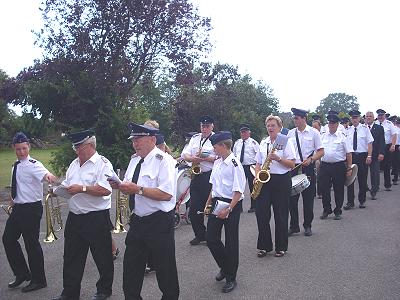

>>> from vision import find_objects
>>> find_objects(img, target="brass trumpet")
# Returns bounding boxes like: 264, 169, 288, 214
44, 185, 63, 243
113, 169, 131, 233
1, 204, 12, 216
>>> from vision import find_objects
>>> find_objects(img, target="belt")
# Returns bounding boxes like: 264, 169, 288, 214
353, 152, 367, 155
321, 160, 346, 165
131, 209, 174, 221
213, 197, 231, 203
13, 201, 42, 206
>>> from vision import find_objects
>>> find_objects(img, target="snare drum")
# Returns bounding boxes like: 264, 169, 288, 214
291, 174, 310, 196
176, 169, 191, 204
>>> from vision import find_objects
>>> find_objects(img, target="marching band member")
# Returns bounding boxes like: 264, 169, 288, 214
182, 115, 217, 245
205, 131, 246, 293
233, 123, 259, 213
311, 117, 323, 199
255, 115, 296, 258
344, 110, 374, 209
110, 123, 179, 300
392, 117, 400, 185
319, 114, 352, 220
364, 112, 385, 199
53, 130, 114, 300
375, 109, 397, 191
3, 132, 56, 293
321, 110, 346, 135
288, 108, 324, 237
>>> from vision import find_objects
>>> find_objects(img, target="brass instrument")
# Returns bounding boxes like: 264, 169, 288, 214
190, 147, 203, 176
44, 184, 63, 243
251, 139, 285, 199
113, 169, 131, 233
1, 204, 12, 216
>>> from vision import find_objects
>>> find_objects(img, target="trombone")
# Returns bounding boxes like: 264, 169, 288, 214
113, 169, 131, 233
44, 184, 63, 243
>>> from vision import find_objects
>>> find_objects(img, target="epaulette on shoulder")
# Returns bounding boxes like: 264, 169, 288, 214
131, 153, 138, 158
252, 139, 257, 145
155, 153, 164, 160
193, 133, 201, 138
101, 156, 109, 163
387, 120, 393, 125
29, 159, 37, 163
232, 158, 238, 167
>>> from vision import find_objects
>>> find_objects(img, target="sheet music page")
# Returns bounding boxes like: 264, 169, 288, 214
53, 185, 72, 199
105, 170, 122, 184
212, 200, 230, 215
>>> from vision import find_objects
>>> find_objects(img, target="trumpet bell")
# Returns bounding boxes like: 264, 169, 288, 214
191, 165, 201, 175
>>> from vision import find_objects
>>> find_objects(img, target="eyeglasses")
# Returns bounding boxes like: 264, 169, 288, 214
72, 143, 89, 152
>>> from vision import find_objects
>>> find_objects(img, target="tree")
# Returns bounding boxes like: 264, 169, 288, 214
316, 93, 359, 116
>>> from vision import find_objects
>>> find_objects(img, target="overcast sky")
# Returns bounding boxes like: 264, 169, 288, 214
1, 0, 399, 114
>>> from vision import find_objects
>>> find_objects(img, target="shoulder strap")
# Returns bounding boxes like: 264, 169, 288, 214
295, 129, 304, 161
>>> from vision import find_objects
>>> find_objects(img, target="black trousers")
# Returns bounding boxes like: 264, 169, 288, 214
189, 170, 212, 240
347, 152, 368, 205
382, 144, 393, 188
206, 199, 242, 282
255, 172, 291, 252
368, 159, 381, 195
2, 201, 46, 284
243, 165, 256, 209
123, 210, 179, 300
392, 145, 400, 182
289, 164, 316, 230
62, 210, 114, 299
319, 161, 346, 215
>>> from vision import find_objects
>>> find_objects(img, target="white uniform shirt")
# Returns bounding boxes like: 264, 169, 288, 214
12, 155, 49, 204
209, 153, 246, 200
346, 124, 374, 153
233, 137, 259, 166
321, 123, 346, 135
321, 131, 352, 163
62, 152, 113, 214
396, 126, 400, 145
180, 143, 192, 166
124, 147, 177, 217
375, 119, 397, 144
288, 125, 323, 164
181, 133, 215, 172
256, 137, 297, 174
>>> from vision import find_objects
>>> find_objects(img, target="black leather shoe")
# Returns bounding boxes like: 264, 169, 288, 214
288, 228, 300, 235
222, 280, 237, 293
343, 204, 354, 210
215, 270, 226, 281
189, 237, 206, 246
8, 274, 31, 288
320, 212, 329, 219
333, 214, 342, 220
304, 227, 312, 236
370, 192, 377, 200
359, 203, 366, 208
92, 292, 111, 300
21, 281, 47, 293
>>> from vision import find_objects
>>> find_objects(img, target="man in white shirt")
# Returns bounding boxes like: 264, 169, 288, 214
233, 124, 259, 213
391, 117, 400, 184
53, 130, 114, 300
3, 132, 56, 293
375, 109, 397, 191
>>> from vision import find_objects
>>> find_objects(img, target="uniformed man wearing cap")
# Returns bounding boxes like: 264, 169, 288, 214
232, 124, 259, 213
321, 110, 346, 135
288, 108, 324, 237
182, 115, 217, 245
340, 117, 351, 134
205, 131, 246, 293
343, 110, 374, 210
375, 109, 398, 191
52, 130, 114, 300
3, 132, 56, 293
319, 115, 353, 220
109, 123, 179, 300
364, 111, 385, 199
177, 132, 198, 169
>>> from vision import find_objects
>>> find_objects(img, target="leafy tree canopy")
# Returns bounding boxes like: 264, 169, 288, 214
316, 92, 359, 116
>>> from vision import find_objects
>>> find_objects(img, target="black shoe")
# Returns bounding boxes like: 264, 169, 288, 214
189, 237, 206, 245
8, 274, 31, 288
92, 292, 111, 300
247, 208, 255, 213
359, 203, 366, 208
333, 214, 342, 220
144, 266, 155, 274
288, 228, 300, 235
393, 181, 398, 185
385, 187, 392, 191
215, 270, 226, 281
320, 212, 330, 219
222, 280, 237, 293
21, 281, 47, 293
343, 204, 354, 210
304, 227, 312, 236
370, 193, 377, 200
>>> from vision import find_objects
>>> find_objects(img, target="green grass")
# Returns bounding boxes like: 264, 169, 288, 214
0, 148, 57, 190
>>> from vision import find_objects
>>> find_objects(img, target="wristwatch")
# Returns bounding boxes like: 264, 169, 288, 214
82, 185, 87, 192
138, 186, 144, 195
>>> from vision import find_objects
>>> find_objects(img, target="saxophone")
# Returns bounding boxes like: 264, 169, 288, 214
250, 147, 277, 199
190, 147, 202, 176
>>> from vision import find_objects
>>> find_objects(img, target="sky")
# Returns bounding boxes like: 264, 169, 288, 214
1, 0, 399, 114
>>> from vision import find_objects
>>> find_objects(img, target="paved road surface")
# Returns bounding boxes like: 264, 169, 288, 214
1, 176, 400, 299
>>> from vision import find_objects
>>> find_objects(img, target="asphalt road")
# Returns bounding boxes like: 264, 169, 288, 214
1, 176, 400, 300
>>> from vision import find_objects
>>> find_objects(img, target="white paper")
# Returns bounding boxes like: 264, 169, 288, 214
211, 200, 230, 215
53, 185, 72, 199
274, 133, 289, 151
105, 170, 122, 184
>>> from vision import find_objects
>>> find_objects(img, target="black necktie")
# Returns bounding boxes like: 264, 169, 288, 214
129, 158, 144, 211
11, 161, 21, 199
240, 140, 245, 163
353, 127, 358, 151
368, 125, 371, 130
